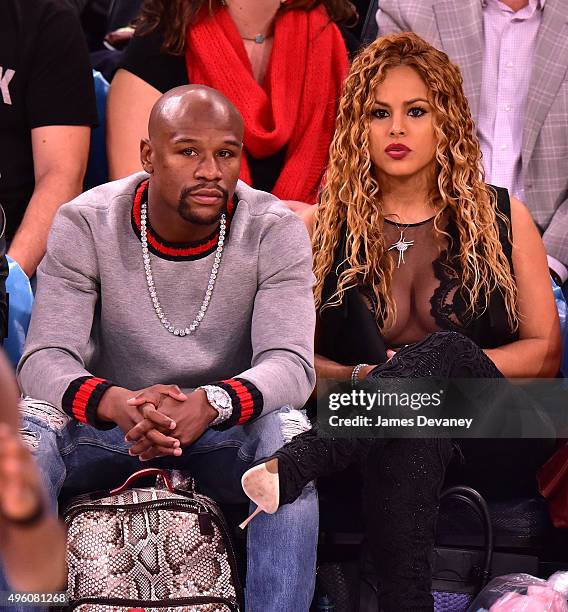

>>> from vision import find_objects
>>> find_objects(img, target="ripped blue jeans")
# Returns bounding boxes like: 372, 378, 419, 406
10, 400, 318, 612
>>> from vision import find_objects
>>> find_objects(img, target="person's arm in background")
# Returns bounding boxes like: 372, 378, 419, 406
6, 4, 97, 278
106, 69, 161, 180
8, 126, 90, 277
0, 207, 7, 344
542, 197, 568, 289
484, 197, 562, 377
66, 0, 90, 12
375, 0, 407, 35
106, 26, 186, 180
0, 351, 67, 592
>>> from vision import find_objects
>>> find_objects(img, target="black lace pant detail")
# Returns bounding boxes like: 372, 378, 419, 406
306, 332, 537, 611
362, 332, 495, 610
280, 332, 552, 609
369, 330, 503, 379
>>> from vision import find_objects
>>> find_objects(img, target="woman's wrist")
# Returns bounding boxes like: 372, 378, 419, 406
351, 363, 369, 387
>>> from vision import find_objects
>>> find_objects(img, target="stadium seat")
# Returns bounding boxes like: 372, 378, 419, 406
3, 256, 34, 368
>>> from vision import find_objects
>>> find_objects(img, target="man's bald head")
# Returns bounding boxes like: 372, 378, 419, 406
148, 85, 244, 142
140, 85, 244, 239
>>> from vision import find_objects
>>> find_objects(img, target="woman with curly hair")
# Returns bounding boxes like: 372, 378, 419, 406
240, 33, 561, 610
107, 0, 357, 209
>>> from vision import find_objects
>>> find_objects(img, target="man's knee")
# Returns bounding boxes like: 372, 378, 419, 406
247, 406, 311, 456
18, 397, 69, 452
19, 397, 70, 431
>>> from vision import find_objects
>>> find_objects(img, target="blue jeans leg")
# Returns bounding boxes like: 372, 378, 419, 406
245, 408, 318, 612
178, 406, 319, 612
9, 402, 318, 612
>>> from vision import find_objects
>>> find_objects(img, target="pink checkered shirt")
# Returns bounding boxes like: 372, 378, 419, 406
478, 0, 545, 201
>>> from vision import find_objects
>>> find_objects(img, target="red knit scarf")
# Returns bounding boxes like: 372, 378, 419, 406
185, 5, 349, 203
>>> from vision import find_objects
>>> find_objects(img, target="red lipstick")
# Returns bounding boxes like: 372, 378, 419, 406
385, 143, 411, 160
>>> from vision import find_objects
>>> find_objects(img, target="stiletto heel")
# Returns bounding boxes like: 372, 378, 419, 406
239, 458, 280, 529
239, 506, 263, 529
240, 429, 362, 527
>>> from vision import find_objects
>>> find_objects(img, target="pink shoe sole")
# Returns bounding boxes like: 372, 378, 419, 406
239, 458, 280, 528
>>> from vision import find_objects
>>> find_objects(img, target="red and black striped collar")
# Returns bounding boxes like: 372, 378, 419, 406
131, 179, 237, 261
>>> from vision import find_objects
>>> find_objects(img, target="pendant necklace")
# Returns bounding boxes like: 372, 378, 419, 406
140, 200, 226, 336
387, 221, 414, 268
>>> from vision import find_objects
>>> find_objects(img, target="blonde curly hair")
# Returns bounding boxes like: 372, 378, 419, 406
313, 32, 518, 331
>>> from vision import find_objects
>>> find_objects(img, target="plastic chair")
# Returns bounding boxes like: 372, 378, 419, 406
3, 256, 34, 368
84, 70, 110, 190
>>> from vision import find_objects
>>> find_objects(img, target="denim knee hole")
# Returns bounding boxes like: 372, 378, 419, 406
19, 427, 40, 451
278, 408, 311, 444
19, 397, 70, 432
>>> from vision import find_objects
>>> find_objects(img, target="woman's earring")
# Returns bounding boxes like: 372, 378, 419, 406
220, 0, 227, 6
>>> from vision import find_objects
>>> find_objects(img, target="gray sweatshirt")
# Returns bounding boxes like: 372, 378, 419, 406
18, 173, 316, 429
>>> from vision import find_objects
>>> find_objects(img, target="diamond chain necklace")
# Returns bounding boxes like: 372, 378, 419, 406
140, 200, 226, 336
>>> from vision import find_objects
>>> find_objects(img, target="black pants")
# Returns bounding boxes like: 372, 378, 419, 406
313, 331, 555, 611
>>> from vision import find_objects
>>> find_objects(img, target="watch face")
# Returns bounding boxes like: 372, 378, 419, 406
214, 391, 231, 409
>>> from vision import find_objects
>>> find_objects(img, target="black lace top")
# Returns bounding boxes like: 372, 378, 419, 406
319, 186, 518, 366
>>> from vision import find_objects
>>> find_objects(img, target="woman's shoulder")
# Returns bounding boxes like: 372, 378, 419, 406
485, 185, 532, 236
485, 184, 512, 216
508, 195, 537, 241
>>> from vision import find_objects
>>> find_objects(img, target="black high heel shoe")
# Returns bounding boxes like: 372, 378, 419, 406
240, 428, 366, 528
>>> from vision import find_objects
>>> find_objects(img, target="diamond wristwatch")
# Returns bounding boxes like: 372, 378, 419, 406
200, 385, 233, 426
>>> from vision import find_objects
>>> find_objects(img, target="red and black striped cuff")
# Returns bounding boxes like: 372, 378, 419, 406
62, 376, 115, 429
209, 378, 263, 430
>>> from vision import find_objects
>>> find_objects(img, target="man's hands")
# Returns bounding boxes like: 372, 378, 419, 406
97, 384, 187, 458
125, 390, 218, 461
97, 384, 219, 461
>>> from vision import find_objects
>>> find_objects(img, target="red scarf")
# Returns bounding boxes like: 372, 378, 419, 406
185, 5, 349, 203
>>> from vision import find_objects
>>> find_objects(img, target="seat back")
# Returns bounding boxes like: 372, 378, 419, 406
84, 70, 110, 190
4, 256, 33, 368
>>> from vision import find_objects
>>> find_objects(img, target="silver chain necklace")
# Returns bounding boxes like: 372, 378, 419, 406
140, 200, 226, 336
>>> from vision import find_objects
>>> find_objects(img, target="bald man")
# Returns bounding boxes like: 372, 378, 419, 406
15, 85, 318, 611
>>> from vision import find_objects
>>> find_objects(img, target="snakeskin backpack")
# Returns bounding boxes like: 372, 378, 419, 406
62, 468, 244, 611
